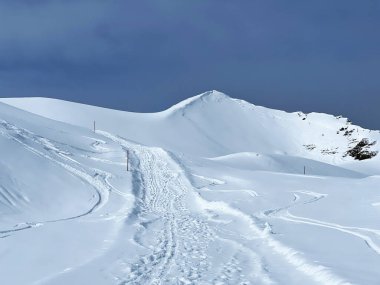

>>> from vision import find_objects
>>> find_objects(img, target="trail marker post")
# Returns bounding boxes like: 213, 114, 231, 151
93, 121, 96, 133
304, 166, 306, 175
126, 150, 129, 172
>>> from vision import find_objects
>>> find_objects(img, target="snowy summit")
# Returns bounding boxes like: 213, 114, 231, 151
0, 91, 379, 285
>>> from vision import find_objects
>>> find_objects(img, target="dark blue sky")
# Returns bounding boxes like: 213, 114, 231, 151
0, 1, 379, 129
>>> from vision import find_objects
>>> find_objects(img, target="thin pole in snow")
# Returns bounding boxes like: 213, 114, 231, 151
126, 150, 129, 172
93, 121, 96, 133
304, 166, 306, 175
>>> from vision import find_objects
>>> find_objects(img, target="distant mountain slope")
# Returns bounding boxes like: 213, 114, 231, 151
1, 91, 379, 165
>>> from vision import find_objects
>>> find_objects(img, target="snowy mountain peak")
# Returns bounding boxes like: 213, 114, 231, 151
199, 90, 230, 100
1, 92, 379, 165
164, 90, 231, 114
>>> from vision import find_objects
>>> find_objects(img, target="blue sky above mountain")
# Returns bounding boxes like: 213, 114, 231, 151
0, 0, 379, 128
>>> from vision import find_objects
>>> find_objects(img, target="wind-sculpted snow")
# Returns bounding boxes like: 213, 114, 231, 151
0, 94, 379, 284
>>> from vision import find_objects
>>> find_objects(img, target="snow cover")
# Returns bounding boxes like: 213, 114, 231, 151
0, 91, 379, 284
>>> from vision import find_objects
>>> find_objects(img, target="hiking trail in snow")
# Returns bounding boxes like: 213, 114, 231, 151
100, 131, 352, 285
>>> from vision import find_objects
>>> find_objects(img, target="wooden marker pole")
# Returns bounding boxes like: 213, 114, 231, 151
93, 121, 96, 132
126, 150, 130, 171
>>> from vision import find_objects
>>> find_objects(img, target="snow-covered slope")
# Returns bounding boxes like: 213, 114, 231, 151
207, 152, 365, 178
2, 91, 379, 166
0, 91, 380, 285
0, 102, 135, 284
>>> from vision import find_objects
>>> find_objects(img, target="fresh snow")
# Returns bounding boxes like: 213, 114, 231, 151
0, 91, 379, 284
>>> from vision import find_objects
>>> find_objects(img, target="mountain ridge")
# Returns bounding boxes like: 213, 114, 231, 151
0, 91, 379, 166
0, 90, 368, 127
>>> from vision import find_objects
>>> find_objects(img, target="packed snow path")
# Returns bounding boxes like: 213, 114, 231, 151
100, 132, 353, 285
100, 132, 269, 284
100, 132, 212, 284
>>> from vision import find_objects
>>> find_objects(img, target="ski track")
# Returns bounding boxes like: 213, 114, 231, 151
280, 212, 380, 255
195, 196, 351, 285
100, 131, 217, 284
262, 186, 380, 256
0, 120, 121, 235
263, 190, 327, 217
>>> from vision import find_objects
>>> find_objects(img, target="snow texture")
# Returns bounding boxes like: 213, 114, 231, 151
0, 91, 379, 284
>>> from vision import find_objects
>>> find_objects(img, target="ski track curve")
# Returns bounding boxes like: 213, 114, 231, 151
263, 190, 327, 217
262, 186, 380, 255
279, 212, 380, 255
0, 120, 117, 235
